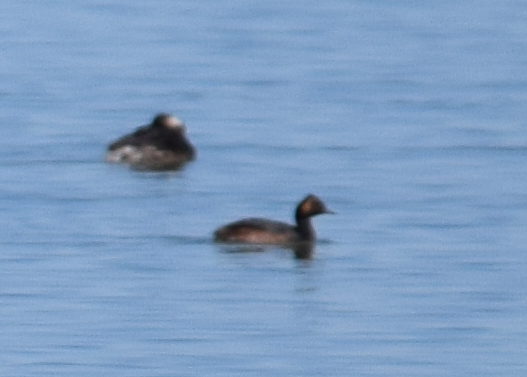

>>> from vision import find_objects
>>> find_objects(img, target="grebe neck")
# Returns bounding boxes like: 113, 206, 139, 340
295, 215, 316, 242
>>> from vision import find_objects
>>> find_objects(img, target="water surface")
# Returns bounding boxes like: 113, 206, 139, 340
1, 1, 527, 376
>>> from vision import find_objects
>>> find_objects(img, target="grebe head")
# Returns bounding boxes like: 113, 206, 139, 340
152, 113, 185, 130
295, 194, 334, 219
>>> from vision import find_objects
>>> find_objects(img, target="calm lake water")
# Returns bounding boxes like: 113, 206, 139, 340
1, 1, 527, 376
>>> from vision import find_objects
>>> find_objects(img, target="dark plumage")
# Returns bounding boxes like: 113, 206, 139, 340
213, 194, 333, 251
105, 113, 196, 171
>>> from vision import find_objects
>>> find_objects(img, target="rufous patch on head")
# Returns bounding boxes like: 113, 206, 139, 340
300, 200, 313, 213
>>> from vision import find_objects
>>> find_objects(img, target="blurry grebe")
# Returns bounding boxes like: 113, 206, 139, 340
105, 113, 196, 171
213, 194, 333, 250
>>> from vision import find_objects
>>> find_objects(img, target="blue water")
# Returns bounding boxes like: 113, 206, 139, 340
1, 1, 527, 376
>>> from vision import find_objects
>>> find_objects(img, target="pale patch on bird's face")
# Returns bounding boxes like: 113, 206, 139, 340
164, 116, 185, 129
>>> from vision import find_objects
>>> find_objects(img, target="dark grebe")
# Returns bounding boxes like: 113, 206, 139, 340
213, 194, 333, 250
105, 113, 196, 171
